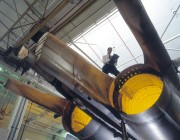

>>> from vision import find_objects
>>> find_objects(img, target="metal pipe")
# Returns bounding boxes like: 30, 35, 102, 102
62, 101, 122, 140
113, 0, 171, 72
32, 33, 136, 139
2, 75, 122, 140
4, 77, 67, 115
35, 32, 114, 105
112, 1, 180, 139
111, 64, 180, 140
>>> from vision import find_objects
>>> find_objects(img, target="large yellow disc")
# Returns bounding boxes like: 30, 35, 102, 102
71, 107, 92, 132
120, 74, 163, 114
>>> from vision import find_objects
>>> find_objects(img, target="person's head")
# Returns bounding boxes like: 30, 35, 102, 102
107, 47, 112, 55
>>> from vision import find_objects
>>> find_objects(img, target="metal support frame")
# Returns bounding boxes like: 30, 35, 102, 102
0, 0, 39, 43
7, 97, 28, 140
0, 0, 61, 50
16, 0, 69, 47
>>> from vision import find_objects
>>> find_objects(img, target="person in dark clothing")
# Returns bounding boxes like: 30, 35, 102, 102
102, 47, 120, 76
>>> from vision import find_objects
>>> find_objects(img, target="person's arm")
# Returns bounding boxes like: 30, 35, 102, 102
102, 54, 109, 64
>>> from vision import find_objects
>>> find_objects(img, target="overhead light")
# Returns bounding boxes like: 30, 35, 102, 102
0, 67, 3, 72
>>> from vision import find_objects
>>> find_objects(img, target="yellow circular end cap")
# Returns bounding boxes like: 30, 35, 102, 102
71, 107, 92, 132
120, 74, 163, 115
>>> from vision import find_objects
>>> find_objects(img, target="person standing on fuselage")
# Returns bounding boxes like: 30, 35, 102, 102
102, 47, 120, 76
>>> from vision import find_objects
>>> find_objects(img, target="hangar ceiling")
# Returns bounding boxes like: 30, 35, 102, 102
0, 0, 115, 52
0, 0, 180, 139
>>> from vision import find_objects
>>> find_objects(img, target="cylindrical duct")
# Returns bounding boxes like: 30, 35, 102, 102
3, 76, 122, 140
4, 77, 67, 115
109, 64, 180, 139
113, 0, 171, 71
62, 102, 121, 140
112, 0, 180, 139
35, 32, 113, 105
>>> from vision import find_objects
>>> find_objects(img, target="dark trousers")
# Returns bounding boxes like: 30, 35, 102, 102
102, 64, 119, 76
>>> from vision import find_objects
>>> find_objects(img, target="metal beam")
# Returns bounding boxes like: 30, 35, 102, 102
51, 0, 97, 34
16, 0, 69, 47
0, 0, 39, 43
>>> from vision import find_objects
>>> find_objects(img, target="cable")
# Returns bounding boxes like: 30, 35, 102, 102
160, 4, 180, 39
